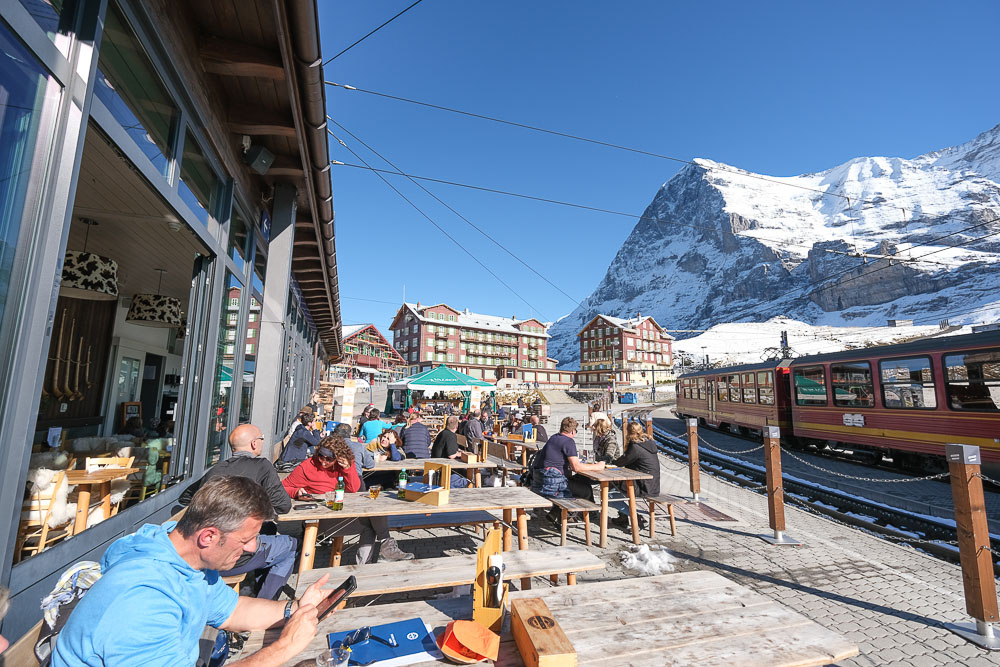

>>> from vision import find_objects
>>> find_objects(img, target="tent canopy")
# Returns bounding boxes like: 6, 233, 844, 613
388, 365, 494, 392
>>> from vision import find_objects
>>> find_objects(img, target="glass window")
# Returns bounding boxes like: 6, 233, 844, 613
0, 25, 59, 328
717, 376, 728, 402
794, 366, 827, 406
945, 349, 1000, 411
207, 272, 240, 466
95, 2, 178, 177
880, 357, 936, 409
179, 130, 220, 225
742, 373, 756, 403
239, 296, 258, 423
757, 371, 774, 405
228, 209, 251, 274
696, 377, 706, 400
728, 375, 741, 402
831, 362, 875, 408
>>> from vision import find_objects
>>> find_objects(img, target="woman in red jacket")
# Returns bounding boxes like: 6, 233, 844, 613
282, 437, 360, 498
282, 437, 413, 564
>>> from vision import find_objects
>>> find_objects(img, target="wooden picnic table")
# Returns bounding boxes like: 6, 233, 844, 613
574, 466, 653, 548
65, 468, 138, 534
278, 486, 551, 572
244, 570, 858, 666
485, 435, 541, 466
368, 458, 497, 487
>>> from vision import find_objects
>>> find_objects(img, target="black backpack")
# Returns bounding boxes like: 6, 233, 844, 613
518, 449, 541, 488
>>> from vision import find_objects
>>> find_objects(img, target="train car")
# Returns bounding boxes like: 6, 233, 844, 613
675, 360, 794, 436
788, 330, 1000, 467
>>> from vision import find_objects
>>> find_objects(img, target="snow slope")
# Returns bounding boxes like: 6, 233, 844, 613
549, 124, 1000, 368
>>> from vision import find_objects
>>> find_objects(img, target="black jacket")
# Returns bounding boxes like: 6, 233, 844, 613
179, 452, 292, 515
401, 422, 431, 459
280, 424, 320, 462
614, 438, 660, 497
431, 429, 459, 459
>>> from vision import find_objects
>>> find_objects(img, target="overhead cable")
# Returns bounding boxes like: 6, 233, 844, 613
322, 0, 425, 66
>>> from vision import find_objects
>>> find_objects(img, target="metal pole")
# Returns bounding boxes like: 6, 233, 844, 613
686, 418, 701, 501
760, 426, 800, 545
944, 444, 1000, 649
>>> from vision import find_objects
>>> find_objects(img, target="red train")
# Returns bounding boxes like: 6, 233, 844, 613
675, 330, 1000, 468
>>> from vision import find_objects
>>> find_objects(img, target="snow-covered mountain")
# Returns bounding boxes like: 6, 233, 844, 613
548, 124, 1000, 368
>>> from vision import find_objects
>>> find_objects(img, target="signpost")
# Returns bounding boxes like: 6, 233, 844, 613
759, 426, 800, 545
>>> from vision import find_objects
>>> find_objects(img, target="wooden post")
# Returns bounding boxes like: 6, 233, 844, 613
686, 418, 701, 501
645, 414, 653, 439
760, 426, 799, 545
943, 444, 1000, 649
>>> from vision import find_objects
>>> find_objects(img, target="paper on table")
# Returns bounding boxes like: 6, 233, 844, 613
327, 618, 442, 667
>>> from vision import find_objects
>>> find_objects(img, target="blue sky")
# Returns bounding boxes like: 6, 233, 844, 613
318, 1, 1000, 335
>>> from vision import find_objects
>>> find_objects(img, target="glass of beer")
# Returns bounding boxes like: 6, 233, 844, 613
368, 485, 381, 500
324, 491, 338, 509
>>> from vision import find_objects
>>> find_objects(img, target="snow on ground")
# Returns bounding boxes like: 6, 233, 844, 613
672, 317, 947, 367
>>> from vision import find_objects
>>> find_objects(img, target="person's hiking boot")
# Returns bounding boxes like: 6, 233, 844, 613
610, 513, 647, 531
379, 538, 415, 561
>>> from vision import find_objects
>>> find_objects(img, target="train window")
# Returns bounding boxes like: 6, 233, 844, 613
945, 349, 1000, 411
696, 377, 706, 400
682, 379, 692, 399
880, 357, 936, 409
793, 366, 827, 406
757, 371, 774, 405
717, 376, 729, 402
742, 373, 756, 403
831, 362, 875, 408
728, 374, 741, 402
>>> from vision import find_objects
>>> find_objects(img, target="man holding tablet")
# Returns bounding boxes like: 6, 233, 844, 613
52, 477, 339, 666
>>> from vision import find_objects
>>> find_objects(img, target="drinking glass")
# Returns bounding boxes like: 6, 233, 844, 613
324, 491, 337, 509
368, 484, 381, 500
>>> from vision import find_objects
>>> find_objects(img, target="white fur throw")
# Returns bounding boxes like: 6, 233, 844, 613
24, 468, 77, 529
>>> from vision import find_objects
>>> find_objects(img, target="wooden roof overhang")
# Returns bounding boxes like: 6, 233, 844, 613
178, 0, 342, 358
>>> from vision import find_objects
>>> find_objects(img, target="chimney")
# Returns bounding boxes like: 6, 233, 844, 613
416, 301, 421, 308
512, 315, 517, 321
637, 311, 641, 318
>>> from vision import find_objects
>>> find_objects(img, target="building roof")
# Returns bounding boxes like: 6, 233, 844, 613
577, 314, 675, 339
341, 324, 368, 339
341, 324, 406, 364
393, 303, 550, 339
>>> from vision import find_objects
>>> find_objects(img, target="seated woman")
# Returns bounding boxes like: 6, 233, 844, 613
503, 413, 524, 435
281, 437, 413, 563
610, 423, 660, 531
366, 429, 403, 462
592, 418, 621, 463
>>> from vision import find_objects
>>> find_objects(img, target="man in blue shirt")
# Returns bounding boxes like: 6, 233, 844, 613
358, 408, 391, 443
531, 417, 605, 500
53, 477, 338, 666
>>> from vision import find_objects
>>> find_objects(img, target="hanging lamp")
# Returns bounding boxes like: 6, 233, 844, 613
126, 269, 183, 328
59, 219, 119, 300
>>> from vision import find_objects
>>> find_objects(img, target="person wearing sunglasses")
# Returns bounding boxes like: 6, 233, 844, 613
282, 437, 413, 563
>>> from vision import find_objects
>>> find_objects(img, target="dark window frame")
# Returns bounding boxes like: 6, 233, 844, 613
831, 361, 875, 408
944, 348, 1000, 413
793, 365, 828, 406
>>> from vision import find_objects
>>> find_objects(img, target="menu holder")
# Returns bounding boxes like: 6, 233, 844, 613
404, 461, 451, 505
458, 451, 479, 464
522, 424, 536, 443
506, 433, 524, 442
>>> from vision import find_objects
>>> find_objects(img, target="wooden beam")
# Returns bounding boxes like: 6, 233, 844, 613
229, 113, 296, 137
199, 36, 285, 79
269, 154, 305, 177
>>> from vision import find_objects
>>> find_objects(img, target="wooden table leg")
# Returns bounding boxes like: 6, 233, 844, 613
520, 448, 527, 466
648, 500, 656, 540
668, 503, 677, 537
74, 487, 91, 534
567, 573, 577, 585
474, 469, 481, 488
583, 511, 591, 546
550, 575, 559, 585
329, 536, 344, 567
100, 481, 112, 518
502, 509, 512, 551
599, 482, 609, 548
516, 508, 531, 590
626, 481, 640, 545
300, 520, 319, 572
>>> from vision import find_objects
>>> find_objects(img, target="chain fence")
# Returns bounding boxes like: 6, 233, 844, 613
779, 446, 952, 483
696, 433, 765, 456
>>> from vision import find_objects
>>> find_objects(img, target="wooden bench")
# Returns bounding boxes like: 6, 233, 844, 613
0, 619, 43, 666
645, 493, 679, 539
549, 497, 600, 547
294, 546, 605, 597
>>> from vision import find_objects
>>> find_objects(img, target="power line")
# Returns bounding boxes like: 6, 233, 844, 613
328, 119, 590, 308
341, 295, 401, 306
326, 127, 549, 320
327, 80, 934, 212
322, 0, 425, 66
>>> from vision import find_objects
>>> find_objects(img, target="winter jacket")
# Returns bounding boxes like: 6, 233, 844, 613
593, 431, 621, 464
280, 423, 321, 462
614, 437, 660, 497
401, 422, 431, 459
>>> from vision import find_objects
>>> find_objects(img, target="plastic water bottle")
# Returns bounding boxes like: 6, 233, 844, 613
333, 476, 345, 510
398, 468, 408, 498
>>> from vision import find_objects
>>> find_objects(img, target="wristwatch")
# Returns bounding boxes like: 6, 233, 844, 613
284, 599, 295, 620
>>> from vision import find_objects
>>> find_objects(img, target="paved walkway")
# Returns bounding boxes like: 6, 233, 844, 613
289, 397, 1000, 665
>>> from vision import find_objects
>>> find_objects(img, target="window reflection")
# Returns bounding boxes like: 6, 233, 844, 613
179, 130, 220, 225
239, 296, 259, 422
207, 272, 240, 465
228, 210, 249, 274
17, 0, 77, 51
94, 1, 177, 177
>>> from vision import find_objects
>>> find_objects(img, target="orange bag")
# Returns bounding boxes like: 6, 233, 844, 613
435, 620, 500, 663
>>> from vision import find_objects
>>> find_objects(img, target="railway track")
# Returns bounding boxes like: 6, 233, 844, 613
619, 407, 1000, 572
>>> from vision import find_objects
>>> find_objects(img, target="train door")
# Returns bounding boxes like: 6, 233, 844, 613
707, 377, 716, 414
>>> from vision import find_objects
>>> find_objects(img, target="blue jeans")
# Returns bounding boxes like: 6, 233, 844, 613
221, 534, 297, 600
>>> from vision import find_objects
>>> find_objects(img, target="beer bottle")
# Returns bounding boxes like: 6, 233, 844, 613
333, 475, 345, 510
